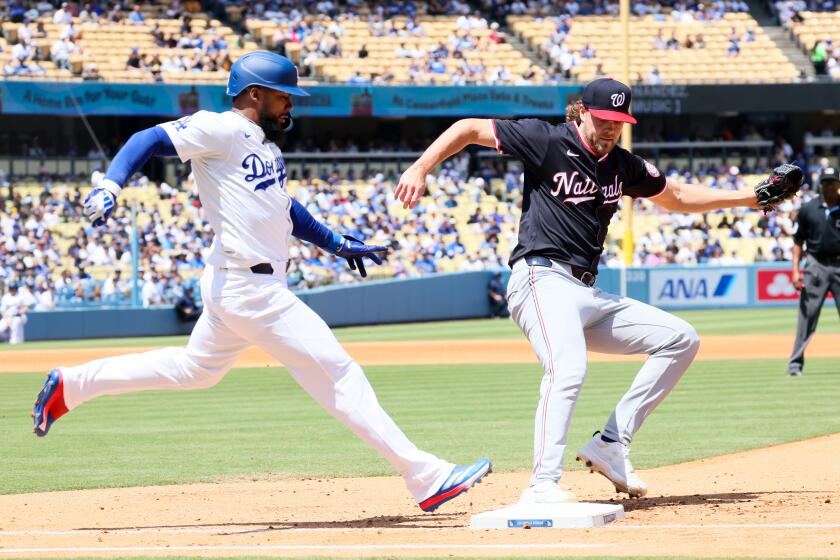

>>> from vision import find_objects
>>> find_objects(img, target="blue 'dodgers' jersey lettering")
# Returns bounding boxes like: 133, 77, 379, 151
242, 153, 286, 192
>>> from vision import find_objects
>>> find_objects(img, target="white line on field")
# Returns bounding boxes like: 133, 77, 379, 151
2, 522, 840, 537
0, 543, 606, 554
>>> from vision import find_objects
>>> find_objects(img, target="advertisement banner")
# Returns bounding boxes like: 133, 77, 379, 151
649, 268, 748, 308
0, 81, 360, 117
756, 269, 833, 302
370, 85, 578, 116
5, 81, 840, 117
0, 82, 578, 117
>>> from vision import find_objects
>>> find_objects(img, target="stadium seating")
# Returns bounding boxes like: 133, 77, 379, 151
248, 15, 546, 84
791, 10, 840, 46
788, 10, 840, 79
510, 12, 800, 83
1, 14, 256, 82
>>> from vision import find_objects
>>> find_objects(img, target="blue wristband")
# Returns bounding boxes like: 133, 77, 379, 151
325, 231, 343, 253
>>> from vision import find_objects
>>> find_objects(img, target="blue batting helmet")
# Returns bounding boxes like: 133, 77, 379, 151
226, 51, 310, 97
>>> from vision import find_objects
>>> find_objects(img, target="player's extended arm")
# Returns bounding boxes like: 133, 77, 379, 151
289, 199, 388, 278
653, 164, 803, 214
84, 126, 178, 226
396, 118, 497, 209
650, 177, 759, 213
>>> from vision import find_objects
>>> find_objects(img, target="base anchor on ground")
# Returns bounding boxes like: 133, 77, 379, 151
470, 501, 624, 529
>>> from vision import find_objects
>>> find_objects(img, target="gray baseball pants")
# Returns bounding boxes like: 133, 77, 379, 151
506, 258, 700, 486
788, 255, 840, 374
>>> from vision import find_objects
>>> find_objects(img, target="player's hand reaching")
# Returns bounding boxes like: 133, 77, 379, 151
333, 235, 389, 278
84, 172, 122, 227
395, 164, 429, 209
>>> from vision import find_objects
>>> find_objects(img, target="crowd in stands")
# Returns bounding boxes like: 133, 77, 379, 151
774, 0, 838, 28
251, 8, 555, 85
3, 0, 836, 84
2, 1, 202, 24
1, 147, 834, 322
520, 0, 772, 85
1, 1, 242, 81
774, 0, 840, 80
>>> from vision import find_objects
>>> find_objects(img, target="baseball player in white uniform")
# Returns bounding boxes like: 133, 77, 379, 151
0, 283, 29, 344
32, 51, 491, 512
397, 78, 781, 503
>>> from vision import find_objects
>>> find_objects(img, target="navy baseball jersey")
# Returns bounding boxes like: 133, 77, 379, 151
492, 119, 666, 272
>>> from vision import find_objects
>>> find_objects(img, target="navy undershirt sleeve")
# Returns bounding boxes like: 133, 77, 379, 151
104, 126, 178, 186
289, 198, 342, 252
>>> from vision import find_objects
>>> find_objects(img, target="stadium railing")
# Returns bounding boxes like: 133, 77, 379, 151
0, 155, 108, 178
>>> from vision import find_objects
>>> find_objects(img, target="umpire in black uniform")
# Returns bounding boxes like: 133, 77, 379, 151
787, 167, 840, 376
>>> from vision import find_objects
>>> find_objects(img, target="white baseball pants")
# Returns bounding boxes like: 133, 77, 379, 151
6, 314, 27, 344
507, 258, 700, 486
59, 266, 454, 502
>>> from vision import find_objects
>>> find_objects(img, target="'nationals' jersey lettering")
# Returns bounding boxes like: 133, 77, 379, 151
493, 119, 666, 272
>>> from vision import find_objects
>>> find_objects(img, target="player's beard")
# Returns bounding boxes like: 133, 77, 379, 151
258, 110, 292, 146
584, 128, 616, 157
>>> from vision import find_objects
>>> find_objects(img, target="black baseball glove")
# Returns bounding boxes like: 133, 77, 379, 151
754, 163, 804, 212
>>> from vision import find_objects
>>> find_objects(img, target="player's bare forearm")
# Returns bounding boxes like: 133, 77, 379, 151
413, 119, 496, 172
652, 178, 758, 213
396, 119, 497, 208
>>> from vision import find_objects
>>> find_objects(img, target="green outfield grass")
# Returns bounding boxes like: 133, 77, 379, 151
3, 306, 838, 351
2, 356, 837, 495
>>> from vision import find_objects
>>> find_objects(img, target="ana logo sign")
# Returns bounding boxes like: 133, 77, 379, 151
610, 92, 625, 107
649, 269, 747, 307
657, 274, 734, 300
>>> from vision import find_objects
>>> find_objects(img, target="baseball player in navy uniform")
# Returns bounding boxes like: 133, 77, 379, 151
397, 78, 767, 502
33, 51, 490, 513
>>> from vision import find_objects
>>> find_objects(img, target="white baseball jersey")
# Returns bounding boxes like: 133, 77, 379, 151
159, 110, 293, 269
54, 109, 459, 509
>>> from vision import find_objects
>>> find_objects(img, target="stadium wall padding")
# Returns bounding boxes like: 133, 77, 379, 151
25, 307, 195, 340
21, 264, 813, 341
23, 271, 508, 341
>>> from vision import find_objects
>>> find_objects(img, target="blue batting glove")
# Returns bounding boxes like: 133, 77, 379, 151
84, 176, 121, 227
330, 234, 388, 278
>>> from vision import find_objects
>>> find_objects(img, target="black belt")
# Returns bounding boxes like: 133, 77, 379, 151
524, 255, 597, 287
250, 263, 276, 275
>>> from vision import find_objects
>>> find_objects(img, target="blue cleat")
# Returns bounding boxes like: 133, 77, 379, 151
33, 369, 68, 437
419, 458, 492, 512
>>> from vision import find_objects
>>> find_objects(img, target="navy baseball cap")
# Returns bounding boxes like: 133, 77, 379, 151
819, 167, 839, 183
581, 78, 637, 124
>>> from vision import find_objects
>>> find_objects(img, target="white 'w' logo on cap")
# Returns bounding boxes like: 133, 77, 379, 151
611, 92, 625, 107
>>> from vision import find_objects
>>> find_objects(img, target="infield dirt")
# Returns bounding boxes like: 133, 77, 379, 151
1, 435, 838, 557
2, 333, 838, 558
